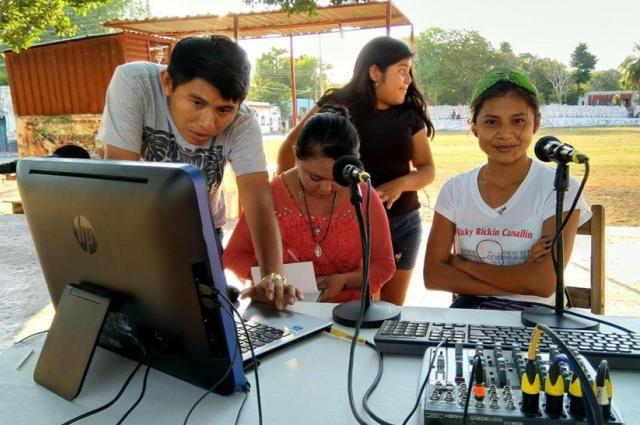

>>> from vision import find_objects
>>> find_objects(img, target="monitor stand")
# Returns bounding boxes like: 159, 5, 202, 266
34, 284, 112, 400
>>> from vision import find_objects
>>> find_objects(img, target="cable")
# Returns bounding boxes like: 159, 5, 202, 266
521, 300, 635, 334
552, 160, 590, 254
234, 390, 250, 425
401, 338, 448, 425
183, 291, 262, 425
60, 358, 145, 425
12, 329, 49, 346
221, 296, 263, 425
345, 180, 373, 425
534, 323, 604, 425
550, 160, 589, 271
461, 355, 481, 425
115, 359, 154, 425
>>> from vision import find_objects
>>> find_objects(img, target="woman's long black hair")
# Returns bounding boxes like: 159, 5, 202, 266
319, 36, 434, 138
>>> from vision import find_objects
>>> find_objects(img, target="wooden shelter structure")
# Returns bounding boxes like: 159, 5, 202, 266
4, 32, 174, 116
104, 0, 413, 125
3, 32, 174, 157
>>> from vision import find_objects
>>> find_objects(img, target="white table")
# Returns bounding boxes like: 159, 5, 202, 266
1, 303, 638, 424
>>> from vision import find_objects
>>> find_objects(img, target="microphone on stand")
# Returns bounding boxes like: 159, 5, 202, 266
521, 136, 595, 330
0, 144, 91, 174
535, 136, 588, 164
331, 155, 400, 328
332, 156, 370, 186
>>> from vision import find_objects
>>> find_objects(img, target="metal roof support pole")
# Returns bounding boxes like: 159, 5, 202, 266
386, 0, 391, 36
289, 35, 298, 127
233, 16, 239, 41
410, 24, 414, 50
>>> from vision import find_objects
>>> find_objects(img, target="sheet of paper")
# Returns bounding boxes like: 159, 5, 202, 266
251, 261, 318, 295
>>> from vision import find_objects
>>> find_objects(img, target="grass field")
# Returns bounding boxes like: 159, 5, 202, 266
264, 127, 640, 226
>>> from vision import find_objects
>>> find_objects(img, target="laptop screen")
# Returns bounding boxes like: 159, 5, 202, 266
17, 158, 246, 397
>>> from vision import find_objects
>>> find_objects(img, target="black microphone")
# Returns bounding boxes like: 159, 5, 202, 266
0, 144, 90, 174
534, 136, 588, 164
332, 155, 370, 187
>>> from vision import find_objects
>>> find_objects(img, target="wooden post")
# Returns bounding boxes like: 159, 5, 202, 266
410, 25, 414, 50
385, 1, 391, 36
289, 35, 298, 127
233, 16, 239, 41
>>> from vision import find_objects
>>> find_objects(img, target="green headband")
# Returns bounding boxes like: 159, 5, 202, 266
470, 67, 539, 104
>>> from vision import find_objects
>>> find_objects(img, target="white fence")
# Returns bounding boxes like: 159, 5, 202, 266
428, 104, 640, 130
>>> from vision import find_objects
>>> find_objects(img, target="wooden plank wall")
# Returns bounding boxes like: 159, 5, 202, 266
5, 35, 125, 116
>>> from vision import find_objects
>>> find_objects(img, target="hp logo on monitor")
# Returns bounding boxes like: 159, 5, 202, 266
72, 216, 97, 254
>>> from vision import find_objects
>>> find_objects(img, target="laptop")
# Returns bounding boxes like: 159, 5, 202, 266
237, 302, 332, 364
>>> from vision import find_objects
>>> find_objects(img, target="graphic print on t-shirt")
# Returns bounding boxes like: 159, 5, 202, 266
456, 223, 538, 266
141, 126, 225, 193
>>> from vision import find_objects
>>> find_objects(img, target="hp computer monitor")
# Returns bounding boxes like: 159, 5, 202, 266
17, 158, 246, 400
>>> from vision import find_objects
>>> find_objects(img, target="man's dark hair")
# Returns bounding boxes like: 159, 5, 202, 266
167, 36, 250, 102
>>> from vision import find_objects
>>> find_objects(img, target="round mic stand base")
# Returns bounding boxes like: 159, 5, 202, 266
521, 306, 598, 330
332, 300, 400, 328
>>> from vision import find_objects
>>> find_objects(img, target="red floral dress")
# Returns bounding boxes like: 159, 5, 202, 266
223, 176, 395, 302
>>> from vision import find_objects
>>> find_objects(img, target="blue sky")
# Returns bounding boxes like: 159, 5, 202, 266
148, 0, 640, 83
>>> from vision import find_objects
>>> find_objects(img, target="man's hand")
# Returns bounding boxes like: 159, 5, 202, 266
240, 274, 303, 310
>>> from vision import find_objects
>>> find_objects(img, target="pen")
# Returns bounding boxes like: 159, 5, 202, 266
286, 248, 300, 262
16, 348, 34, 370
328, 327, 367, 345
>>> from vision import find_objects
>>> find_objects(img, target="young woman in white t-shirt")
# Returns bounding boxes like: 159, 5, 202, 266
423, 67, 591, 309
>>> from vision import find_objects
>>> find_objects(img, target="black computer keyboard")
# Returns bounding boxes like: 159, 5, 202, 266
236, 319, 289, 353
374, 320, 640, 370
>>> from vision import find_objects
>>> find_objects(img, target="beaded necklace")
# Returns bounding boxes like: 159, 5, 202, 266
297, 177, 337, 257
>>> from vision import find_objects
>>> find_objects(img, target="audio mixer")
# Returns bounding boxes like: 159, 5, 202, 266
418, 342, 624, 425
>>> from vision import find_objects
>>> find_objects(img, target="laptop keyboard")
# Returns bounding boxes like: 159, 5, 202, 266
236, 319, 290, 353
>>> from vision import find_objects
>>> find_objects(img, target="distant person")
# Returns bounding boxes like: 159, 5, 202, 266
281, 118, 287, 135
224, 105, 395, 302
451, 109, 457, 119
277, 36, 436, 306
423, 67, 591, 309
98, 35, 301, 309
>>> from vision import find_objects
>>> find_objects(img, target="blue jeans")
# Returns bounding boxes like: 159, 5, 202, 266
388, 210, 422, 271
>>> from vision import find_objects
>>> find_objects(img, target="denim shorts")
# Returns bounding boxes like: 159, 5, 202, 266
388, 210, 422, 270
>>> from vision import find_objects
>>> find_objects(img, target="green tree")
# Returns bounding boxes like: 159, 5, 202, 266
496, 41, 519, 68
570, 42, 597, 94
38, 0, 146, 44
589, 69, 622, 91
515, 53, 552, 103
243, 0, 364, 14
247, 47, 330, 117
248, 48, 291, 117
414, 27, 498, 104
619, 42, 640, 91
0, 55, 7, 85
539, 58, 572, 104
0, 0, 146, 51
1, 0, 108, 50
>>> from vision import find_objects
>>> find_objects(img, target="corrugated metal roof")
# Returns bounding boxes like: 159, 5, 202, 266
104, 1, 411, 39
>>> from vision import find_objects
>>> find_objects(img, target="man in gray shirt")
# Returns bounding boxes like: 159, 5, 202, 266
98, 35, 300, 309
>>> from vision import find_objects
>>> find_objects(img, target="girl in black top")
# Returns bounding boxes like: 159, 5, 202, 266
277, 36, 436, 305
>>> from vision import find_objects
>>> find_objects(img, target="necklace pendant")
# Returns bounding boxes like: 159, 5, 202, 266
314, 244, 322, 257
314, 226, 321, 235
